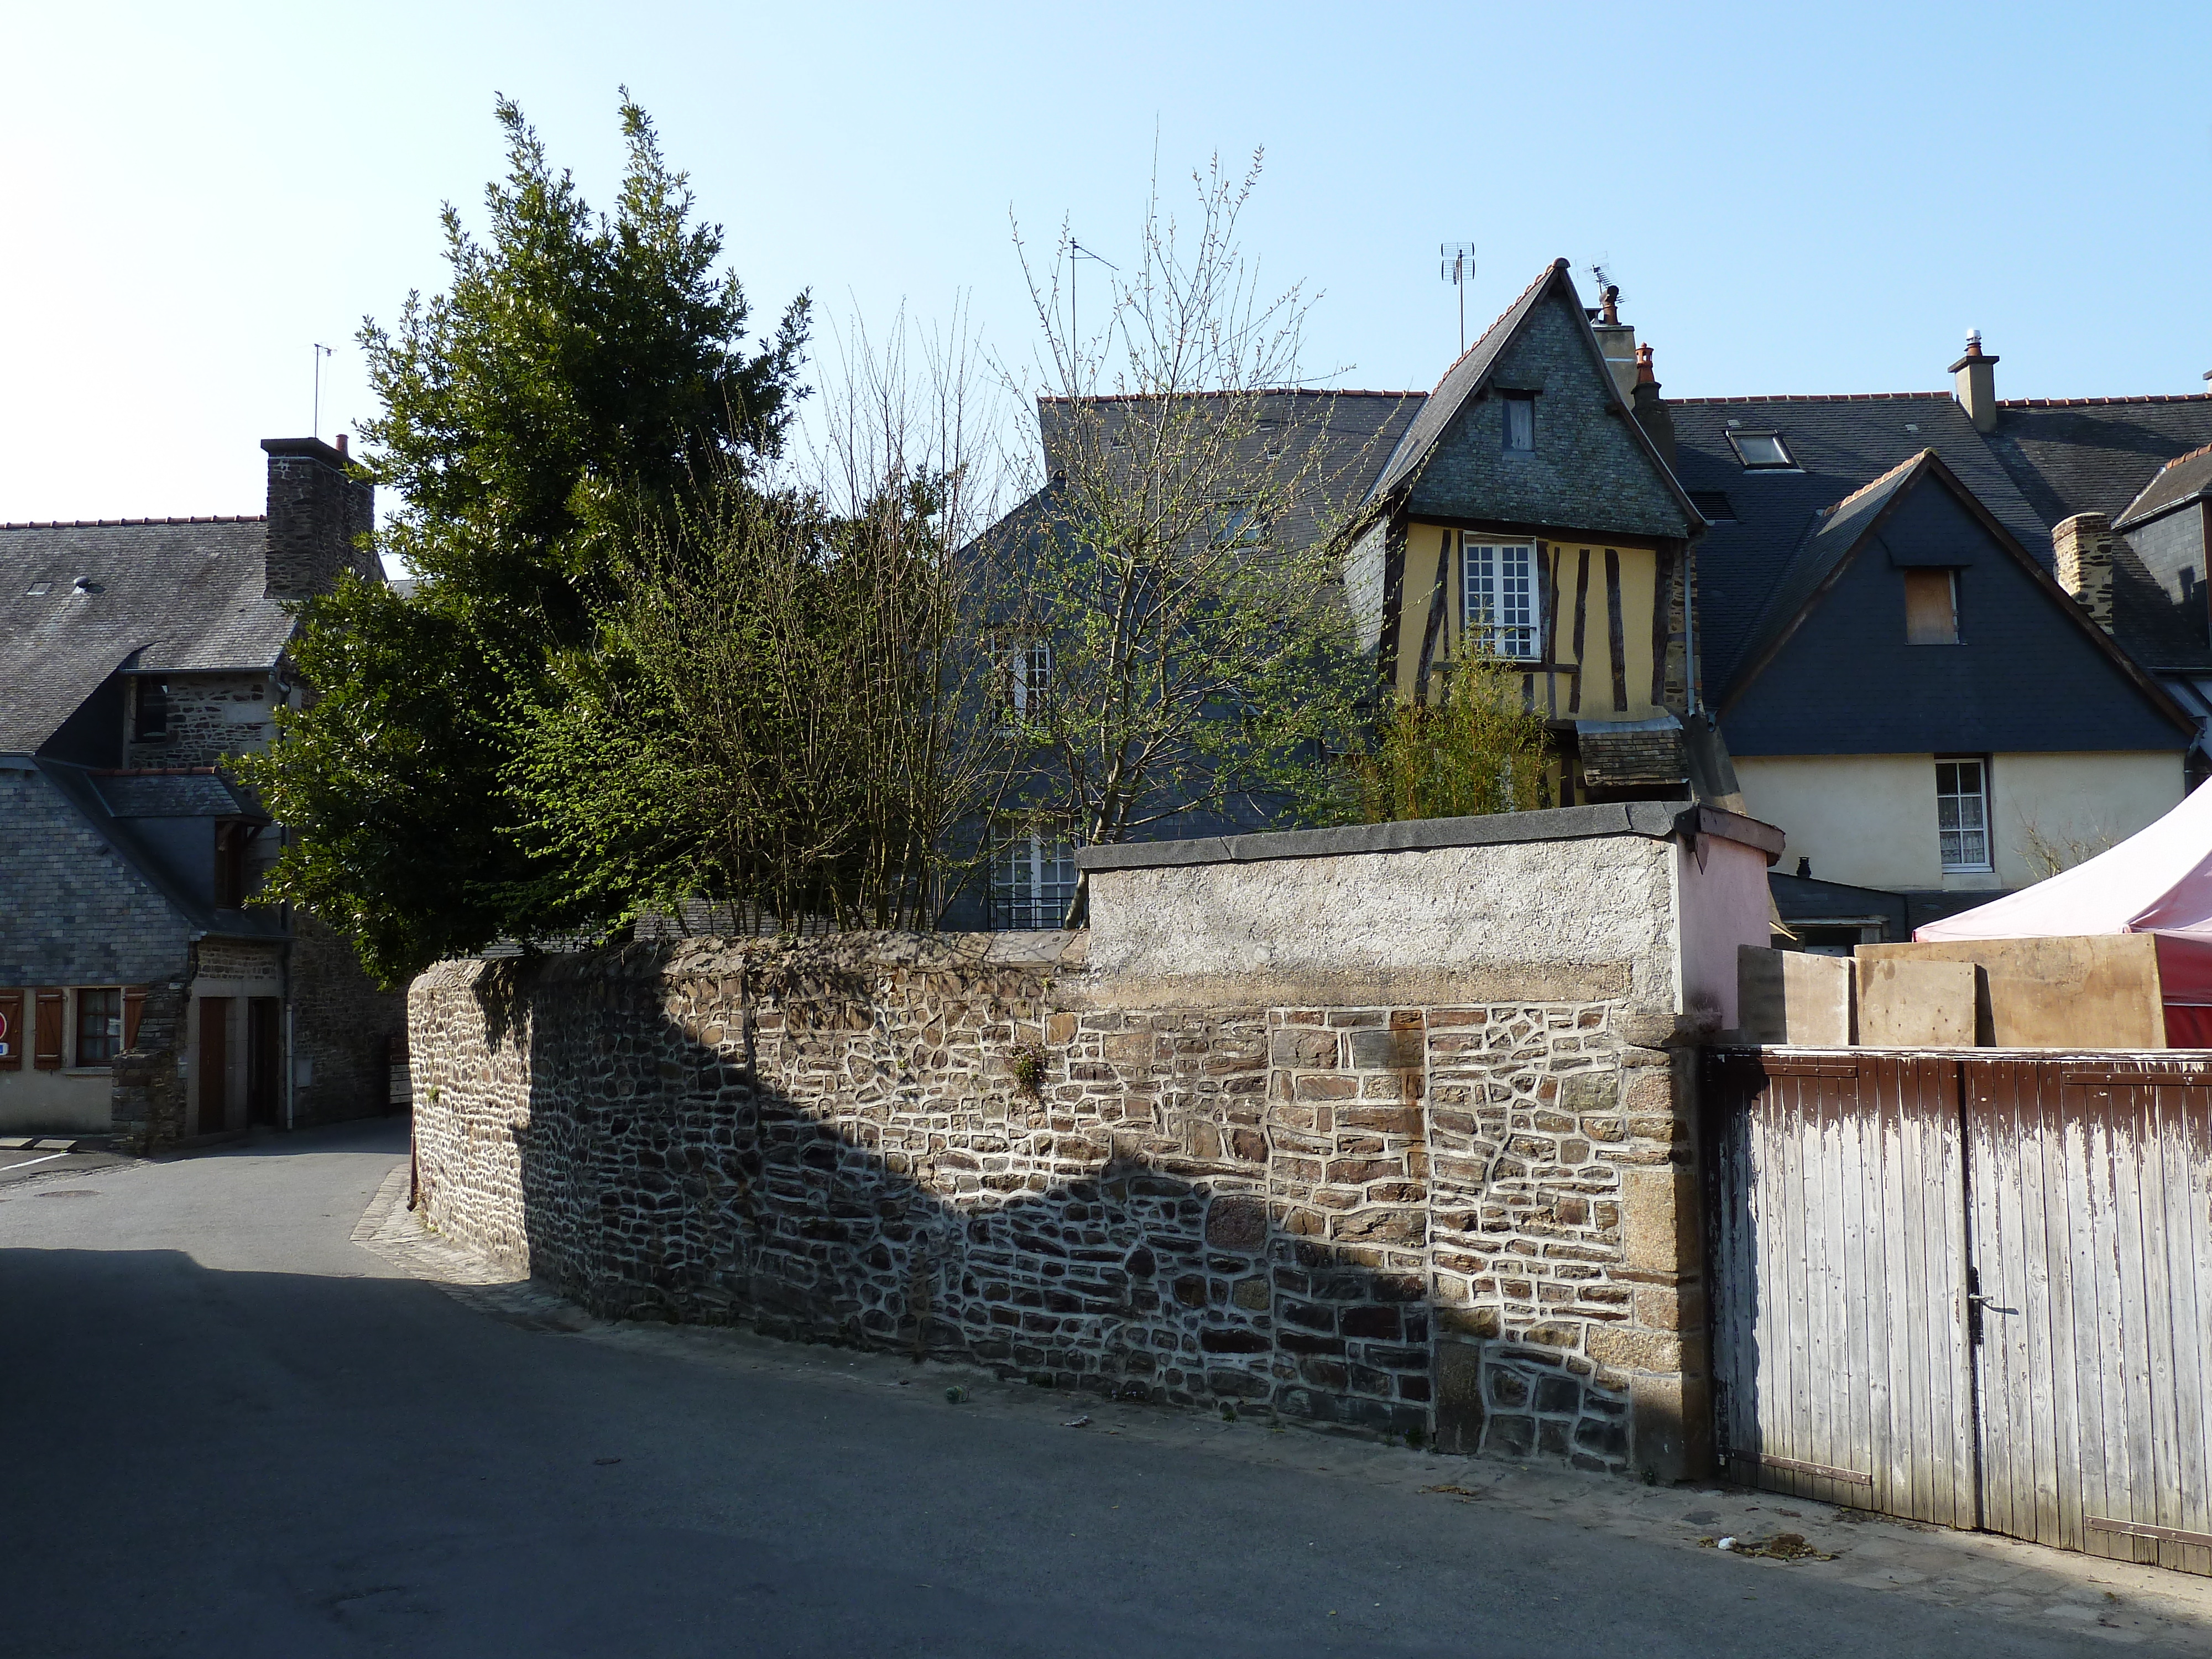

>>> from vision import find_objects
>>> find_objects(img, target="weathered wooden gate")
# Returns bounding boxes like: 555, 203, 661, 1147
1705, 1049, 2212, 1575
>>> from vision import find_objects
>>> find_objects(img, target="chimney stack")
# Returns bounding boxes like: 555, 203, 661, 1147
260, 436, 375, 601
1590, 284, 1639, 401
1630, 343, 1677, 471
1950, 329, 2000, 432
2054, 512, 2117, 633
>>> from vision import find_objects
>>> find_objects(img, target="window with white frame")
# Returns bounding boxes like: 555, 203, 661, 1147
1003, 640, 1051, 713
1936, 758, 1991, 872
1463, 538, 1541, 660
993, 829, 1077, 929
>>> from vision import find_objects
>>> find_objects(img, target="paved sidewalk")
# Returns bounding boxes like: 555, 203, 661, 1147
357, 1169, 2212, 1651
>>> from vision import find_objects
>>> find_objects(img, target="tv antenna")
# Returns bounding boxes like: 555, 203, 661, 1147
1068, 239, 1117, 362
311, 343, 335, 442
1440, 243, 1475, 353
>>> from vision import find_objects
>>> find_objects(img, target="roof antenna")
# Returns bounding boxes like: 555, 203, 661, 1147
311, 343, 335, 442
1440, 243, 1475, 354
1588, 264, 1624, 325
1067, 240, 1117, 374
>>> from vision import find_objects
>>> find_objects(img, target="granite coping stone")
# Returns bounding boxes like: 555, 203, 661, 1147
1076, 801, 1784, 873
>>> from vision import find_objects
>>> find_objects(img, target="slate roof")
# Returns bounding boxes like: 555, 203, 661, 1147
34, 760, 284, 939
1366, 259, 1703, 539
2117, 442, 2212, 530
1668, 393, 2049, 697
1983, 396, 2212, 528
0, 517, 289, 753
1369, 263, 1560, 500
89, 770, 254, 819
1010, 388, 1426, 563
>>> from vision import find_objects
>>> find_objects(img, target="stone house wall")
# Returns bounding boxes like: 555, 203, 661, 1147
409, 804, 1778, 1479
126, 671, 274, 771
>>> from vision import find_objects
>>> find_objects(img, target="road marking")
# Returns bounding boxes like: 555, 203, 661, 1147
0, 1152, 70, 1172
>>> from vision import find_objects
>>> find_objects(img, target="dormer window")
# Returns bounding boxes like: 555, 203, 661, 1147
133, 680, 170, 742
1502, 394, 1536, 453
1729, 431, 1797, 470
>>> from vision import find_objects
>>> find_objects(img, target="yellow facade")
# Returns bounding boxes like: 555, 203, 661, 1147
1735, 751, 2185, 893
1390, 523, 1669, 722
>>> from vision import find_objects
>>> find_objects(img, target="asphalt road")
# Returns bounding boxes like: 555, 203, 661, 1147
0, 1120, 2192, 1657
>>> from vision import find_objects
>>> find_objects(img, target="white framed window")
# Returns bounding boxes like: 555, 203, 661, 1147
1003, 640, 1051, 713
1463, 538, 1541, 660
1936, 758, 1991, 872
1212, 501, 1270, 548
993, 829, 1077, 929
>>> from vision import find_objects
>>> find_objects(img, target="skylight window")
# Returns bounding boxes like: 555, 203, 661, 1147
1729, 431, 1797, 471
26, 581, 51, 596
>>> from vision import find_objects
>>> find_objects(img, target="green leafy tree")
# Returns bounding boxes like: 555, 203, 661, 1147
1358, 658, 1552, 823
509, 319, 1017, 931
240, 92, 808, 985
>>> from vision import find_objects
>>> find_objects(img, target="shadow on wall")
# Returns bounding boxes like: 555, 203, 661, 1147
414, 937, 1704, 1478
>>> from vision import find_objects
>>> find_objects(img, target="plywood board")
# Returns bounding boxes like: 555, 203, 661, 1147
1858, 958, 1978, 1047
1738, 946, 1853, 1045
1858, 936, 2163, 1050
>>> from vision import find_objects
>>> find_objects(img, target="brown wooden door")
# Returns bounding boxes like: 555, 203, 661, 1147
33, 989, 64, 1070
1965, 1058, 2212, 1574
1704, 1048, 1978, 1528
197, 998, 230, 1134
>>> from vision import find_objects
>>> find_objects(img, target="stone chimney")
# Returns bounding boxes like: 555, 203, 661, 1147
1950, 330, 2000, 432
260, 436, 375, 600
2054, 512, 2117, 633
1590, 284, 1639, 401
1630, 343, 1677, 471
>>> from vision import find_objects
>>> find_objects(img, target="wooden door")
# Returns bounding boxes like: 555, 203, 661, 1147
1965, 1060, 2212, 1573
1705, 1048, 1978, 1527
197, 997, 230, 1134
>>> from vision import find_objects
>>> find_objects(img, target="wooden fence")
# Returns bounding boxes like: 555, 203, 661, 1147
1703, 1048, 2212, 1575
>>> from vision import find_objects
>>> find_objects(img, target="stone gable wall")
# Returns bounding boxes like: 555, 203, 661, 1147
126, 671, 274, 770
410, 816, 1752, 1479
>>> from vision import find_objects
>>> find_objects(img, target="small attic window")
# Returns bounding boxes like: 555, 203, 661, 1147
1502, 394, 1536, 452
26, 581, 51, 596
1729, 431, 1797, 471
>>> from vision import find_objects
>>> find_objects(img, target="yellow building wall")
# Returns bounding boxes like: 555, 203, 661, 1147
1391, 523, 1666, 721
1735, 752, 2185, 894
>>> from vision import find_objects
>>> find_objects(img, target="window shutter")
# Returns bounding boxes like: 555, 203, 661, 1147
123, 987, 148, 1052
0, 989, 21, 1070
34, 989, 65, 1070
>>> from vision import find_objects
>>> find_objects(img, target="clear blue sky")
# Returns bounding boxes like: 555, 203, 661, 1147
3, 1, 2208, 531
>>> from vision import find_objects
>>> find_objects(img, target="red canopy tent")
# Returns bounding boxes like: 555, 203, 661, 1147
1915, 785, 2212, 1046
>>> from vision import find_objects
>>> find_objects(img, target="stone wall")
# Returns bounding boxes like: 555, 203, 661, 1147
126, 671, 273, 770
410, 804, 1777, 1478
290, 914, 408, 1128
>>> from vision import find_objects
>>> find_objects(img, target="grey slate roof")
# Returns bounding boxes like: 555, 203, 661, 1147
90, 770, 254, 818
1667, 393, 2051, 696
1369, 263, 1560, 500
1368, 260, 1703, 541
2117, 442, 2212, 530
1983, 397, 2212, 528
1003, 388, 1425, 578
0, 517, 289, 753
1724, 451, 1927, 692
